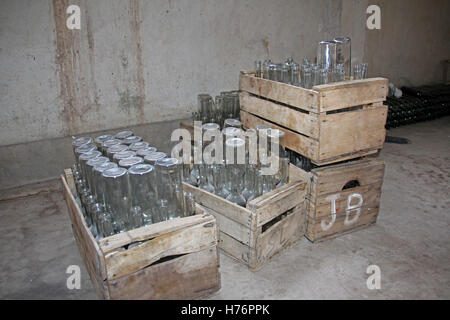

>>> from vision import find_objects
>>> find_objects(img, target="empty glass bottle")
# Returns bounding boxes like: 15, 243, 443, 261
144, 152, 167, 165
317, 40, 337, 70
136, 147, 157, 157
101, 139, 123, 155
102, 167, 130, 233
113, 150, 137, 164
128, 164, 158, 227
106, 144, 129, 161
129, 141, 150, 152
122, 136, 143, 146
353, 63, 362, 80
94, 134, 113, 148
333, 37, 351, 79
119, 156, 144, 169
155, 158, 185, 220
115, 130, 134, 140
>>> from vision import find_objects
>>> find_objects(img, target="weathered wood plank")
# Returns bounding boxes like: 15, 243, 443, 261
99, 214, 215, 253
240, 91, 319, 138
107, 248, 221, 300
241, 110, 319, 159
104, 218, 218, 280
240, 72, 320, 112
314, 77, 389, 112
317, 105, 388, 160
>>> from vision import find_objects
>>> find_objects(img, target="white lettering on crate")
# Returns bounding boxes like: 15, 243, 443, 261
321, 193, 364, 231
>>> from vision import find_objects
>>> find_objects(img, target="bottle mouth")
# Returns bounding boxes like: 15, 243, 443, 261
79, 150, 102, 161
137, 147, 157, 157
108, 144, 128, 153
87, 156, 109, 167
130, 141, 149, 150
222, 127, 243, 136
102, 167, 127, 178
225, 137, 245, 148
95, 134, 113, 144
94, 162, 117, 173
202, 123, 220, 131
114, 130, 134, 139
155, 157, 179, 167
75, 143, 97, 154
128, 163, 154, 175
123, 136, 143, 145
72, 136, 93, 147
144, 152, 167, 162
119, 156, 144, 167
102, 139, 123, 148
113, 150, 137, 160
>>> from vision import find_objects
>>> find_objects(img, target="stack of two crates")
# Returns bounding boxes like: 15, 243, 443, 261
239, 71, 388, 243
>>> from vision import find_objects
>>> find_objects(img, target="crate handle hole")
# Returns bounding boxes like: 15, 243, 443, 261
342, 180, 360, 190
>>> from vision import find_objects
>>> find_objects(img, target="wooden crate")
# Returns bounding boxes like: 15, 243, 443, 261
239, 71, 389, 165
183, 165, 307, 271
61, 169, 221, 300
296, 158, 386, 242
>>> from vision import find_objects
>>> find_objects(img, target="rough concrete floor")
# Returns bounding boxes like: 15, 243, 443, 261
0, 117, 449, 299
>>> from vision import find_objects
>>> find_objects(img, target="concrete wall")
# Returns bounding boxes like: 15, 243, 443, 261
1, 0, 449, 189
365, 0, 450, 86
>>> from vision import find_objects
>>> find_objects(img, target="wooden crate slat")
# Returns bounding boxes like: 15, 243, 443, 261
247, 180, 307, 227
239, 92, 319, 138
240, 72, 320, 113
314, 77, 389, 112
99, 214, 215, 253
107, 247, 220, 300
104, 218, 218, 280
62, 169, 221, 299
303, 158, 385, 242
183, 181, 255, 228
218, 230, 253, 265
252, 205, 305, 270
241, 110, 319, 159
317, 105, 388, 160
61, 174, 108, 298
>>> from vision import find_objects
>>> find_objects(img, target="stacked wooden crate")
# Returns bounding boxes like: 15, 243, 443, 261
61, 169, 221, 299
183, 165, 307, 271
239, 71, 388, 242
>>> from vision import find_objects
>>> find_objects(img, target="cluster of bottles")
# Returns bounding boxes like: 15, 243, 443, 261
71, 130, 196, 242
192, 91, 241, 128
254, 37, 369, 88
182, 121, 290, 207
386, 84, 450, 129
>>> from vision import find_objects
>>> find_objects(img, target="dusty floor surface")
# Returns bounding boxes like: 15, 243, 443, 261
0, 117, 449, 299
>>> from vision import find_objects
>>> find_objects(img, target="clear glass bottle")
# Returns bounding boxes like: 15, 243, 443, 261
122, 136, 143, 146
79, 150, 102, 187
129, 141, 150, 152
94, 134, 113, 148
320, 69, 329, 84
101, 139, 123, 155
333, 37, 351, 79
93, 161, 118, 207
119, 156, 144, 169
242, 164, 257, 202
302, 67, 312, 89
215, 95, 225, 128
74, 143, 97, 166
102, 167, 130, 233
276, 157, 290, 188
115, 130, 134, 140
106, 144, 128, 161
353, 63, 362, 79
136, 146, 157, 158
113, 150, 137, 164
86, 156, 109, 192
198, 163, 215, 194
312, 64, 320, 86
255, 60, 262, 78
226, 165, 247, 206
198, 94, 214, 123
128, 163, 158, 227
144, 152, 167, 165
184, 192, 196, 216
317, 40, 337, 70
281, 63, 289, 84
211, 161, 229, 198
224, 119, 242, 129
291, 63, 300, 86
155, 158, 185, 220
361, 63, 368, 79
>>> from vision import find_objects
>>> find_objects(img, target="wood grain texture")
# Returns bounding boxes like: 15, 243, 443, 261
240, 72, 319, 112
314, 77, 389, 112
241, 110, 318, 159
107, 247, 221, 300
239, 92, 319, 138
302, 159, 385, 242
